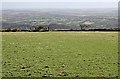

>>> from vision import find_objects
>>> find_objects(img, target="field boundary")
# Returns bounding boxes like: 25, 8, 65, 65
1, 77, 119, 79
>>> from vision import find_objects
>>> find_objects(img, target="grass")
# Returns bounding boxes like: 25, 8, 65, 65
2, 32, 118, 77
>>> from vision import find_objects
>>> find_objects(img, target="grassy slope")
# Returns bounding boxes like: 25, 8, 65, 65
2, 32, 118, 77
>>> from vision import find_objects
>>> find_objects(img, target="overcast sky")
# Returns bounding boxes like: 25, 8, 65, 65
1, 0, 119, 9
1, 0, 120, 2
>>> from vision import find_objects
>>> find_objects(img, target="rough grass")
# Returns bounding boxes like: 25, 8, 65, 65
2, 32, 118, 77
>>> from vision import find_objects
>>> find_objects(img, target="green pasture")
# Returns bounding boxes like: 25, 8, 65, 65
2, 32, 118, 77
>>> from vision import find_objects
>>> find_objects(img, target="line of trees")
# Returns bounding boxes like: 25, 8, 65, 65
1, 23, 120, 32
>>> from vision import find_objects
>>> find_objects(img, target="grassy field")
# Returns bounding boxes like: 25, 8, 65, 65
2, 32, 118, 77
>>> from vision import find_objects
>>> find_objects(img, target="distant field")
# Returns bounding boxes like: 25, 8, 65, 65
2, 32, 118, 77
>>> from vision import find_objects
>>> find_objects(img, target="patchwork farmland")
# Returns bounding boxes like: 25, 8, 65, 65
2, 32, 118, 77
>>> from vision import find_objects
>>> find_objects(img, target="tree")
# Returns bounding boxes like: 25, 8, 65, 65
6, 28, 11, 32
80, 21, 92, 30
34, 25, 48, 32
